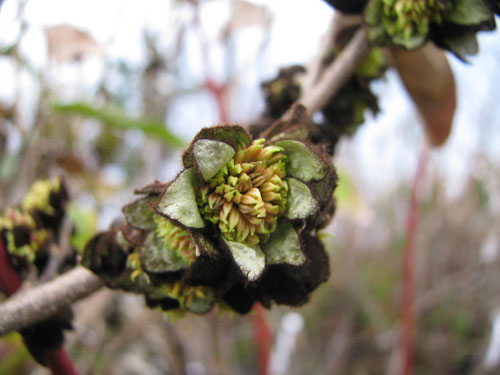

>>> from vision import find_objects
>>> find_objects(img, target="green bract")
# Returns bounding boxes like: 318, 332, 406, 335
83, 124, 337, 316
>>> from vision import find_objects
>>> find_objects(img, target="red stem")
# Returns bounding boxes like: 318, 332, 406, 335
191, 1, 228, 123
253, 303, 272, 375
0, 236, 22, 295
0, 237, 79, 375
206, 78, 228, 123
45, 348, 79, 375
401, 145, 428, 375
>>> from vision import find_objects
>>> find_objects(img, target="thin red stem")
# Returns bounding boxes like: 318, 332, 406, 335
253, 303, 272, 375
191, 1, 228, 123
45, 348, 79, 375
0, 237, 79, 375
401, 145, 428, 375
206, 78, 228, 123
0, 236, 22, 295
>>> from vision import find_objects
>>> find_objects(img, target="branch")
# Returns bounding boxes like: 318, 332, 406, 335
278, 26, 369, 126
0, 267, 103, 336
299, 27, 369, 114
401, 144, 428, 375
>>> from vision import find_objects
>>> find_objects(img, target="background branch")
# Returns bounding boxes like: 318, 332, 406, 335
0, 267, 103, 336
284, 26, 369, 121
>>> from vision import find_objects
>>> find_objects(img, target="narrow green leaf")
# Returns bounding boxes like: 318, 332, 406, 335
286, 178, 318, 220
54, 102, 185, 148
194, 139, 235, 181
223, 239, 265, 282
274, 140, 327, 182
262, 220, 305, 266
156, 168, 205, 229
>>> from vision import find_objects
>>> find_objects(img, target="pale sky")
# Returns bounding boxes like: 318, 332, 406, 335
1, 0, 499, 205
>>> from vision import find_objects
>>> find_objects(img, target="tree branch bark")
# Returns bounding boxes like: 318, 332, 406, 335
275, 26, 368, 129
0, 267, 103, 336
299, 27, 369, 115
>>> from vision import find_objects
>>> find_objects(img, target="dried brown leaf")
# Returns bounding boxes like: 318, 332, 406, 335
223, 1, 271, 38
45, 25, 102, 63
391, 44, 456, 147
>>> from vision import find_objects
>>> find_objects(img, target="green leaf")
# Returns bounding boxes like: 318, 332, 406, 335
156, 168, 205, 229
444, 31, 479, 60
262, 220, 305, 266
223, 239, 265, 282
274, 140, 327, 182
54, 102, 185, 148
446, 0, 492, 25
141, 232, 190, 273
194, 139, 235, 181
68, 204, 97, 253
286, 178, 318, 220
123, 196, 158, 230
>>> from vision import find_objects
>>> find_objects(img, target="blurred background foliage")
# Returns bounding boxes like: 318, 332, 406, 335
1, 0, 500, 374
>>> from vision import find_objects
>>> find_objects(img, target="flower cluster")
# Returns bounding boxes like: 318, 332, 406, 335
197, 139, 288, 246
324, 0, 498, 60
0, 178, 74, 365
83, 124, 336, 316
0, 179, 69, 273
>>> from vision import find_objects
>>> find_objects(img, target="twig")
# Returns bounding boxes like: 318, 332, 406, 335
0, 267, 103, 336
301, 13, 363, 95
163, 321, 187, 375
45, 348, 79, 375
299, 26, 368, 115
324, 311, 354, 375
401, 144, 428, 375
191, 1, 229, 123
1, 239, 81, 374
254, 303, 272, 375
273, 25, 368, 133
